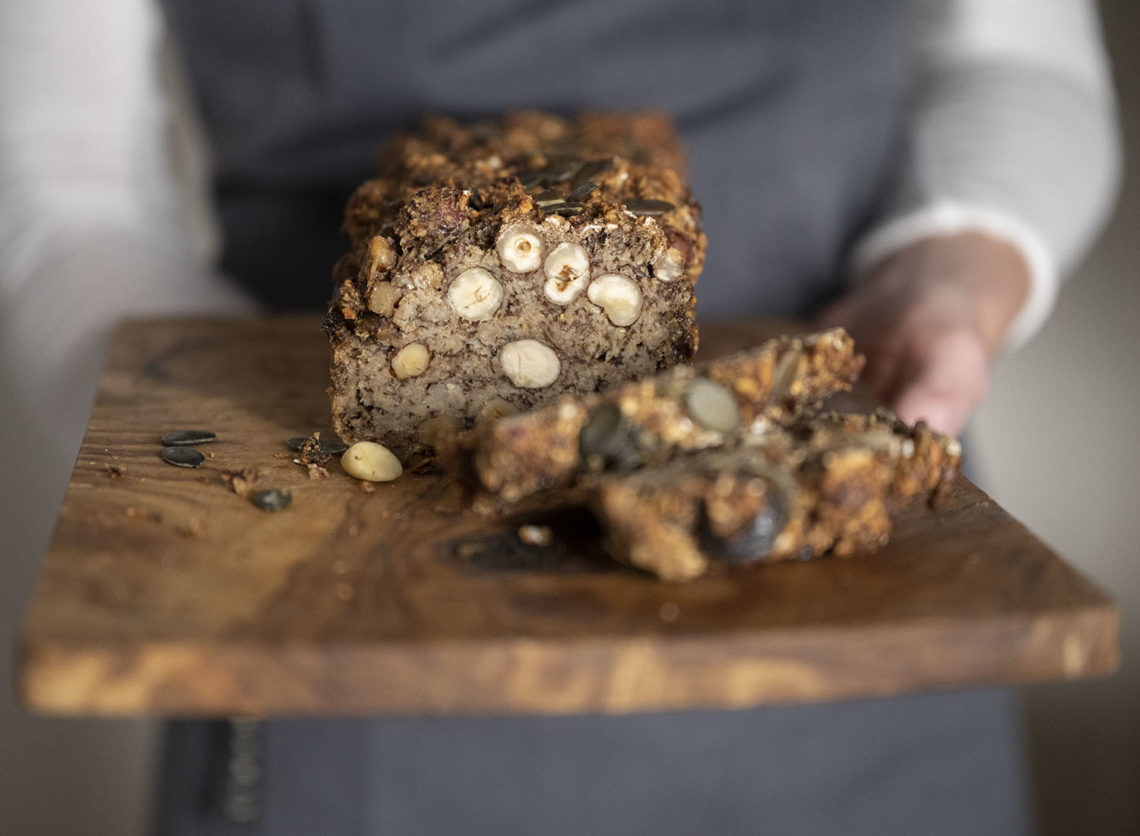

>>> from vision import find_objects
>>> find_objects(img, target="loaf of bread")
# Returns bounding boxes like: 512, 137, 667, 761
589, 410, 961, 581
325, 111, 707, 453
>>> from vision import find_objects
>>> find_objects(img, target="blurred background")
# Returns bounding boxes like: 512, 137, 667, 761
974, 0, 1140, 830
2, 1, 1137, 833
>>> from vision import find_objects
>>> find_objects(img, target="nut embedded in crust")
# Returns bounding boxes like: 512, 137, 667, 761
499, 339, 561, 388
496, 223, 544, 273
391, 343, 431, 379
367, 282, 401, 317
586, 273, 642, 327
366, 235, 398, 279
653, 248, 685, 282
447, 267, 504, 321
543, 242, 590, 305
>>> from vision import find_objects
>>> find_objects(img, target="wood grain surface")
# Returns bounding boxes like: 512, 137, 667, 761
15, 316, 1118, 716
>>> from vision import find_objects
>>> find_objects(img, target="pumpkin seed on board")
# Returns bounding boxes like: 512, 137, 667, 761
252, 489, 292, 512
161, 446, 205, 468
160, 430, 216, 446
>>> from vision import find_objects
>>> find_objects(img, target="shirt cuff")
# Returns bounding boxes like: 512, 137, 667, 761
849, 201, 1058, 351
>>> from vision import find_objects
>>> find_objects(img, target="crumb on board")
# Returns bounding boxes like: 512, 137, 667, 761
178, 518, 206, 539
221, 468, 260, 499
297, 432, 333, 467
125, 506, 162, 523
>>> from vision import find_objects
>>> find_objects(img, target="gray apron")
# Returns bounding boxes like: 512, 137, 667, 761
156, 1, 1031, 833
161, 0, 909, 316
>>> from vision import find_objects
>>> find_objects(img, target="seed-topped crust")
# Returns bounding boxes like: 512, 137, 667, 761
326, 111, 706, 455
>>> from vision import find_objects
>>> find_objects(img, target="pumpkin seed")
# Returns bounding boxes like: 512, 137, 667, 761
685, 378, 740, 433
697, 477, 790, 565
768, 347, 803, 402
579, 403, 642, 471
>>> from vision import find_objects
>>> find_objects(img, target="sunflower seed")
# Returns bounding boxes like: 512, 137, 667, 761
520, 159, 583, 190
518, 170, 546, 189
624, 199, 675, 217
252, 488, 292, 512
544, 159, 583, 184
567, 181, 598, 203
161, 430, 216, 446
534, 189, 565, 207
573, 158, 614, 187
547, 202, 586, 217
161, 446, 205, 468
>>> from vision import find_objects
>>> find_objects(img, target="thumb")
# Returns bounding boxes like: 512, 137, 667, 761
890, 332, 989, 437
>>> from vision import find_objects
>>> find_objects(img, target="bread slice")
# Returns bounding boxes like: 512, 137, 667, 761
454, 328, 864, 506
589, 410, 961, 581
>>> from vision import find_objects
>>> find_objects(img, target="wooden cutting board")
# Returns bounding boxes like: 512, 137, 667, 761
15, 316, 1118, 716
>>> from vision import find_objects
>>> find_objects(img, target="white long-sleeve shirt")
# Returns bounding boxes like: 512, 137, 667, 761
0, 0, 1121, 433
854, 0, 1121, 347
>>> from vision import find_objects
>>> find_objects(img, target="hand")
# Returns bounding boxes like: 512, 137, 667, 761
816, 232, 1031, 437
